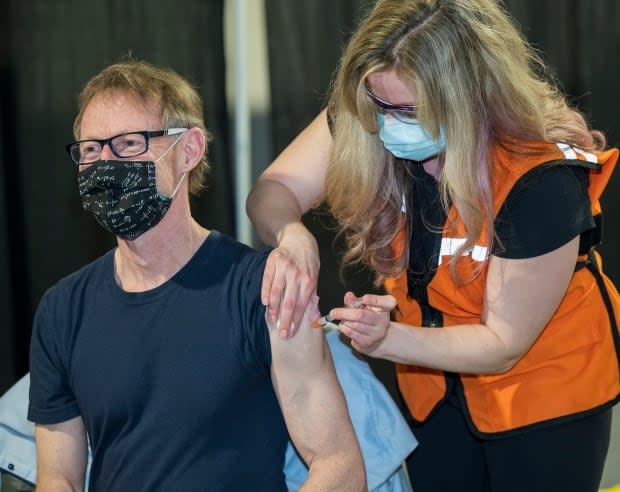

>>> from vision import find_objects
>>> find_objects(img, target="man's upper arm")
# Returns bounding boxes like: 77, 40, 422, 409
268, 308, 366, 491
35, 416, 87, 492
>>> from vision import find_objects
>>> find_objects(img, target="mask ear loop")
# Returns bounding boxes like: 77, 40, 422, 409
154, 132, 185, 164
155, 132, 188, 200
165, 172, 187, 200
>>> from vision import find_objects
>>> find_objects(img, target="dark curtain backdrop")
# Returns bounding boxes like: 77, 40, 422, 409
264, 0, 620, 391
0, 9, 15, 396
0, 0, 232, 394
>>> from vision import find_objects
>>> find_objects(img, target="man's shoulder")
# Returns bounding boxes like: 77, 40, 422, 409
205, 230, 272, 273
41, 249, 113, 305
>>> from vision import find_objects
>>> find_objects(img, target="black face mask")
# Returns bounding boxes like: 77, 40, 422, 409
78, 160, 186, 240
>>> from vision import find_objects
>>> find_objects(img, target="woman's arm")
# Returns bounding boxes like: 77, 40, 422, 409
246, 109, 332, 337
335, 236, 579, 374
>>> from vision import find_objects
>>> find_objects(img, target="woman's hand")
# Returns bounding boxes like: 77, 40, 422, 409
331, 292, 397, 355
246, 111, 332, 339
263, 222, 320, 338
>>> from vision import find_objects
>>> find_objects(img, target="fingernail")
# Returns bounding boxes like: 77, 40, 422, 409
278, 329, 288, 339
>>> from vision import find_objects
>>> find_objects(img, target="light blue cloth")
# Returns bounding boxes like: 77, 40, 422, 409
0, 374, 93, 490
0, 374, 36, 486
285, 331, 417, 492
1, 333, 416, 491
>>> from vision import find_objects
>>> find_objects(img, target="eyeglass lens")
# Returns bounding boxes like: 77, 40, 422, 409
366, 89, 417, 123
71, 133, 148, 164
375, 107, 417, 124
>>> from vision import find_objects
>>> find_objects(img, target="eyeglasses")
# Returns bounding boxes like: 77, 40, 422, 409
65, 128, 188, 166
365, 87, 418, 124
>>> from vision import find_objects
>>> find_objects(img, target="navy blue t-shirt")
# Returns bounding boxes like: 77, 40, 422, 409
28, 231, 288, 492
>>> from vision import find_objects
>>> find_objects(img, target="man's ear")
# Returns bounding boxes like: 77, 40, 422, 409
180, 127, 206, 172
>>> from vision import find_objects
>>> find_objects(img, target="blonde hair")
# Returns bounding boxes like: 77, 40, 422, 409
73, 58, 212, 196
326, 0, 605, 284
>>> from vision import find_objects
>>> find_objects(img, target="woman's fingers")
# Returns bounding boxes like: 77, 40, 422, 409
261, 247, 319, 337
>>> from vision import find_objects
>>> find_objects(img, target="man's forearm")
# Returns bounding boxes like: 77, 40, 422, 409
34, 420, 87, 492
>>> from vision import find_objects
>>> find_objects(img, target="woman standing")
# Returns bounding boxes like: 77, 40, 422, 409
247, 1, 620, 490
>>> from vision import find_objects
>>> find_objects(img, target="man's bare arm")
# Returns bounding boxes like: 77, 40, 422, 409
35, 416, 87, 492
269, 299, 367, 492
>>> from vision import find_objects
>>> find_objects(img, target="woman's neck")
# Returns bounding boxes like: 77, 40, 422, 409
422, 155, 442, 180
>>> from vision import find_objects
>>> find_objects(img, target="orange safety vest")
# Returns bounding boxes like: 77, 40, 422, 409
384, 140, 620, 437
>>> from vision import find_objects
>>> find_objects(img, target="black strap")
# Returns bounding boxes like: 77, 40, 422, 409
560, 157, 602, 172
584, 250, 620, 371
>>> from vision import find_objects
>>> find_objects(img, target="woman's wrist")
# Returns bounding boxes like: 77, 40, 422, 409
277, 221, 315, 247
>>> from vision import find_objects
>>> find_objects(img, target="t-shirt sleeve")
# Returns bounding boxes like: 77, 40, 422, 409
240, 248, 273, 372
28, 288, 80, 425
493, 164, 595, 259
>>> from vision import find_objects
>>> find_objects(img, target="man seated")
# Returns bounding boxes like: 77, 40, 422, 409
27, 59, 366, 492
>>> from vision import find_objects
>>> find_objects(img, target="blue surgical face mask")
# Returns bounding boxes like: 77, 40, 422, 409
376, 112, 446, 162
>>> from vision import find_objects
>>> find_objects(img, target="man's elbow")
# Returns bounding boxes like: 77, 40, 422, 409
350, 462, 368, 492
337, 448, 367, 492
304, 451, 367, 492
36, 477, 84, 492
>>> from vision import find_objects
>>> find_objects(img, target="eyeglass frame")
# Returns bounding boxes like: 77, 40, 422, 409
65, 128, 188, 166
365, 86, 419, 124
